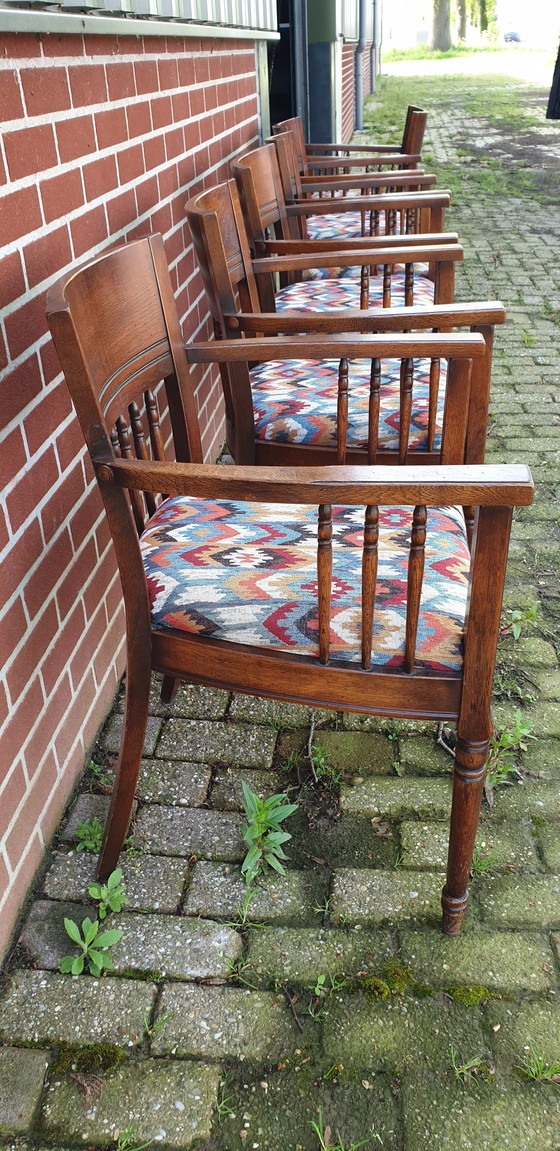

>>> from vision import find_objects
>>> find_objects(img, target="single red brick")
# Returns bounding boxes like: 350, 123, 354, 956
70, 204, 108, 258
69, 602, 110, 694
117, 144, 144, 186
194, 55, 210, 85
0, 250, 25, 313
5, 446, 58, 536
134, 58, 158, 96
158, 56, 179, 92
177, 56, 195, 87
0, 596, 27, 665
56, 114, 95, 163
40, 338, 65, 388
189, 86, 204, 118
25, 384, 73, 458
55, 536, 96, 623
0, 69, 24, 120
0, 677, 44, 775
157, 164, 178, 201
21, 65, 71, 116
83, 546, 116, 619
0, 680, 9, 729
106, 188, 137, 237
165, 125, 184, 162
24, 224, 72, 291
69, 63, 108, 107
0, 425, 26, 491
6, 600, 59, 702
24, 528, 73, 622
40, 168, 85, 226
126, 100, 152, 140
95, 106, 128, 150
151, 94, 172, 130
135, 173, 158, 219
4, 123, 57, 182
41, 604, 85, 698
0, 32, 41, 59
41, 31, 85, 57
68, 483, 104, 551
0, 355, 42, 432
82, 32, 117, 56
5, 292, 47, 362
0, 184, 42, 247
0, 762, 28, 840
149, 203, 172, 238
83, 153, 118, 203
106, 61, 135, 102
143, 134, 166, 173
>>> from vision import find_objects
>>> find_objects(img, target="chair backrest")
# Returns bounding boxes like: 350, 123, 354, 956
274, 115, 308, 176
232, 143, 293, 246
185, 179, 264, 321
46, 235, 203, 535
402, 107, 428, 156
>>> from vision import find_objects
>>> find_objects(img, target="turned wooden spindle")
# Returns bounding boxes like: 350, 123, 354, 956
427, 357, 441, 452
404, 504, 427, 673
368, 357, 381, 465
399, 357, 414, 465
336, 358, 349, 465
382, 264, 392, 308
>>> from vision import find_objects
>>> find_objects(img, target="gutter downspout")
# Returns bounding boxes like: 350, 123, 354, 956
355, 0, 368, 130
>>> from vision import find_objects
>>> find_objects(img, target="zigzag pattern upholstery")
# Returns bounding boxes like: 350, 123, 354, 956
249, 356, 446, 451
141, 497, 469, 672
275, 269, 435, 309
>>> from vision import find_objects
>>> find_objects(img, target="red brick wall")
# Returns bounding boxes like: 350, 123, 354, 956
0, 28, 260, 960
341, 40, 373, 142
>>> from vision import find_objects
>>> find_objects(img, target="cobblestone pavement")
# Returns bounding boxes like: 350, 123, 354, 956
2, 76, 560, 1151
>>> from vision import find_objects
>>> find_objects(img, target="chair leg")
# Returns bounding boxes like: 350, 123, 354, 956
96, 658, 152, 880
441, 734, 489, 935
161, 675, 179, 704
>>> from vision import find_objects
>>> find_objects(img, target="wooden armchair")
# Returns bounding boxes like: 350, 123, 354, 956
274, 109, 428, 176
185, 180, 504, 469
46, 234, 533, 937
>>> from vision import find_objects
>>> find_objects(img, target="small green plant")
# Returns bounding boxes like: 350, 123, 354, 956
386, 719, 404, 742
503, 601, 539, 640
225, 956, 258, 989
450, 1045, 492, 1083
115, 1126, 153, 1151
484, 711, 535, 801
494, 665, 536, 704
88, 760, 113, 791
314, 895, 331, 917
240, 782, 298, 886
216, 1083, 236, 1121
470, 847, 497, 876
88, 868, 128, 919
518, 1049, 560, 1083
393, 852, 405, 869
74, 817, 104, 852
521, 331, 536, 348
59, 916, 123, 976
309, 742, 342, 785
281, 749, 300, 773
310, 1108, 382, 1149
142, 1010, 172, 1038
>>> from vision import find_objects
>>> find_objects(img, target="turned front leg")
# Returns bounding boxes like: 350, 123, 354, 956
441, 735, 490, 935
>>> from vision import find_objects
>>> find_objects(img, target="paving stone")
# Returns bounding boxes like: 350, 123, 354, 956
537, 825, 560, 870
18, 900, 98, 970
246, 926, 394, 986
183, 861, 323, 925
151, 984, 298, 1060
526, 702, 560, 738
343, 713, 436, 734
323, 996, 490, 1070
210, 768, 285, 811
110, 912, 242, 978
340, 776, 452, 820
216, 1070, 399, 1151
128, 677, 230, 718
398, 735, 454, 776
505, 637, 558, 667
312, 730, 394, 776
101, 713, 162, 755
531, 670, 560, 699
156, 719, 276, 767
134, 805, 244, 859
486, 999, 560, 1068
522, 738, 560, 780
0, 1048, 49, 1136
60, 794, 110, 843
43, 850, 189, 913
136, 759, 211, 805
402, 1074, 560, 1151
227, 694, 331, 727
399, 822, 539, 872
331, 869, 445, 925
399, 928, 556, 993
478, 875, 560, 928
490, 782, 560, 820
552, 933, 560, 965
41, 1059, 220, 1149
0, 970, 155, 1047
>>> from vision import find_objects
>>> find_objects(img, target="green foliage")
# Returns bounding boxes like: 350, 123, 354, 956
310, 1108, 382, 1150
485, 712, 535, 797
143, 1010, 172, 1038
310, 742, 342, 785
356, 975, 390, 1001
380, 959, 415, 993
115, 1126, 153, 1150
450, 1045, 493, 1083
225, 956, 258, 989
505, 601, 540, 640
521, 331, 536, 348
518, 1049, 560, 1083
59, 916, 123, 977
448, 985, 492, 1006
494, 664, 536, 704
88, 760, 113, 791
55, 1043, 123, 1075
240, 782, 298, 886
74, 817, 104, 852
88, 868, 128, 919
470, 848, 497, 876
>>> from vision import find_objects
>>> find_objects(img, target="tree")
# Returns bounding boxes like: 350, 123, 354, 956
432, 0, 452, 51
457, 0, 467, 41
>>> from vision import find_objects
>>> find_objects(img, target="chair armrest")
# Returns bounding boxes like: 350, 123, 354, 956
305, 152, 421, 170
186, 331, 486, 362
286, 190, 451, 216
299, 173, 438, 193
255, 233, 459, 255
99, 457, 534, 510
224, 302, 506, 334
250, 243, 463, 275
305, 143, 401, 154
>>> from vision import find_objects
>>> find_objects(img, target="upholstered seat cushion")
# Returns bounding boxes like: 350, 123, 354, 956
141, 498, 468, 672
275, 269, 435, 310
249, 356, 445, 451
307, 209, 364, 241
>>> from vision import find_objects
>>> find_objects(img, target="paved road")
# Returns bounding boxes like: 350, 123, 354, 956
382, 48, 556, 84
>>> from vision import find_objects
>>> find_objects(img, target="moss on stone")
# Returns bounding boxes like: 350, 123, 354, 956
380, 959, 416, 993
447, 985, 494, 1006
55, 1043, 124, 1075
356, 975, 391, 1000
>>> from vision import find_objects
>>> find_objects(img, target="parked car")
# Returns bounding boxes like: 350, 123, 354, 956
504, 31, 521, 42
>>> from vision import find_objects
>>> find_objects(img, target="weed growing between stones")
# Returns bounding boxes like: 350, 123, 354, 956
484, 711, 536, 803
470, 847, 498, 876
115, 1125, 152, 1150
88, 868, 128, 919
240, 782, 298, 886
74, 817, 104, 852
310, 1106, 382, 1149
501, 600, 540, 640
450, 1045, 494, 1084
493, 663, 537, 704
518, 1049, 560, 1083
59, 916, 123, 977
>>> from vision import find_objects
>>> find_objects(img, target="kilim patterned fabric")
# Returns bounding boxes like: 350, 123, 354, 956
141, 499, 469, 672
306, 210, 364, 241
275, 270, 435, 310
249, 356, 446, 451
